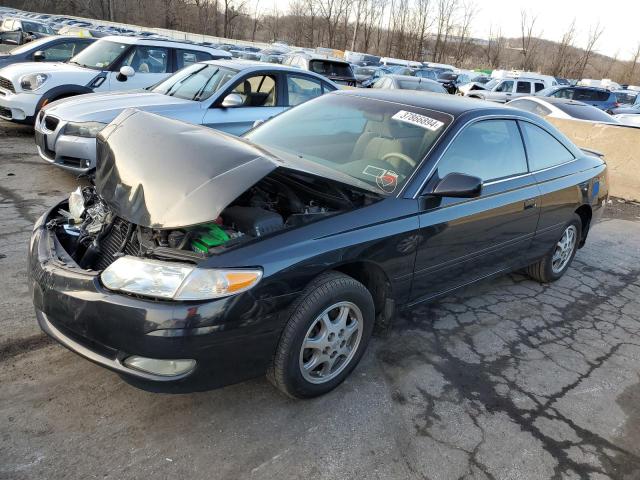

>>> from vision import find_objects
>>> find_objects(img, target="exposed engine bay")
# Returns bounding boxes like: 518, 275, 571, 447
48, 169, 379, 271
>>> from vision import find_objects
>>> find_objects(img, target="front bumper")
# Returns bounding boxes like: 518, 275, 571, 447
29, 209, 293, 385
0, 88, 40, 122
34, 113, 97, 174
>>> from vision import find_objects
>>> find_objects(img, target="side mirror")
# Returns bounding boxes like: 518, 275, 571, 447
116, 65, 135, 82
33, 50, 46, 62
429, 172, 482, 198
221, 93, 244, 108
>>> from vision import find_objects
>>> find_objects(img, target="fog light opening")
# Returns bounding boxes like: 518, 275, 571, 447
123, 356, 196, 377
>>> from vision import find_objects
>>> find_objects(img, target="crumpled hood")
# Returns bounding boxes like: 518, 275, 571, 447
0, 61, 93, 83
95, 109, 282, 229
458, 82, 486, 95
45, 91, 195, 123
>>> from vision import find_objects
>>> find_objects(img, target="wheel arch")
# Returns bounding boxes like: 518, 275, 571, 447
575, 204, 593, 248
332, 260, 397, 334
37, 84, 93, 111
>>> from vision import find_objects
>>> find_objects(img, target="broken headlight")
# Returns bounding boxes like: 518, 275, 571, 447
101, 256, 262, 300
64, 121, 107, 138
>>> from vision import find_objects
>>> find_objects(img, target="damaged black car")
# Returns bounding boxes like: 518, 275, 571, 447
29, 90, 608, 398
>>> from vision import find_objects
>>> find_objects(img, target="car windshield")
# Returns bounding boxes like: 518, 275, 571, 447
438, 73, 457, 81
484, 79, 499, 90
22, 21, 53, 34
615, 91, 638, 105
68, 40, 128, 69
355, 67, 376, 76
151, 63, 236, 101
8, 35, 52, 54
309, 60, 353, 77
245, 94, 452, 195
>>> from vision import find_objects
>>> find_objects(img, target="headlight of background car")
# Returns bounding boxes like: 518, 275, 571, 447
20, 73, 49, 91
64, 121, 107, 138
101, 256, 263, 300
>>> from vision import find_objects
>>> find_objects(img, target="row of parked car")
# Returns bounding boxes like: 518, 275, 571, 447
0, 7, 166, 43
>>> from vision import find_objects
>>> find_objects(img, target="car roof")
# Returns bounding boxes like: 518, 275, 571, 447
200, 59, 339, 84
387, 74, 440, 84
99, 35, 227, 53
335, 89, 519, 118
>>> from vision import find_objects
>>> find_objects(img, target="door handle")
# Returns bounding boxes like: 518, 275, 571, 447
524, 198, 537, 210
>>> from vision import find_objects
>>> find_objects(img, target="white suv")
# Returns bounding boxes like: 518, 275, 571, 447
463, 77, 549, 103
0, 36, 231, 123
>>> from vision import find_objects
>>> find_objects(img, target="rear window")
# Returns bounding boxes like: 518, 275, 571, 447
398, 80, 442, 92
520, 122, 574, 170
615, 91, 638, 105
309, 60, 353, 78
574, 89, 610, 102
556, 103, 616, 122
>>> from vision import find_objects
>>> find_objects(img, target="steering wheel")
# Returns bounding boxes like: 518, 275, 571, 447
382, 152, 416, 169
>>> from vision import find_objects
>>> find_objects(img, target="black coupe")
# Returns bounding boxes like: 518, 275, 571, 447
29, 90, 608, 398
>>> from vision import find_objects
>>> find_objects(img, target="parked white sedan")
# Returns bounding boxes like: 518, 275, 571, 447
34, 60, 338, 173
507, 96, 620, 124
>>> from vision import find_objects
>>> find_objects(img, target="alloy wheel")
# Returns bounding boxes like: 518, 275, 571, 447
552, 225, 578, 274
299, 301, 363, 384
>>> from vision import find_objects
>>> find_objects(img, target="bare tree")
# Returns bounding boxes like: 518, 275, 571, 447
223, 0, 247, 38
250, 0, 261, 41
549, 19, 576, 77
432, 0, 458, 63
622, 43, 640, 85
519, 9, 541, 71
484, 25, 505, 69
574, 22, 604, 79
452, 0, 477, 66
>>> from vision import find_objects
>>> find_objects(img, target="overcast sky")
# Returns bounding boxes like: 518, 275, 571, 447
265, 0, 640, 61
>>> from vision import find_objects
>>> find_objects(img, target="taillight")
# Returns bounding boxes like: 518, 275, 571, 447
613, 102, 620, 108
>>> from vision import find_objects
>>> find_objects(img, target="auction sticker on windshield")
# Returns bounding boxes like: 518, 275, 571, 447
392, 110, 444, 131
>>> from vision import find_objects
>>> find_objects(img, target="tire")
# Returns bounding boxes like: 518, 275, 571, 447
526, 214, 582, 283
268, 271, 375, 399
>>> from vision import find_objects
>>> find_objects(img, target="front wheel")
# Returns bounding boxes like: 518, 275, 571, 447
526, 214, 581, 283
268, 271, 374, 398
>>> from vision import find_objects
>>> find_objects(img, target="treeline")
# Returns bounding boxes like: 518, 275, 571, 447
7, 0, 640, 83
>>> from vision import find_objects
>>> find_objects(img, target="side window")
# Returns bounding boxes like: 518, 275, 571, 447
176, 49, 212, 70
520, 122, 574, 171
42, 42, 78, 62
120, 46, 169, 73
231, 75, 277, 107
534, 82, 545, 92
516, 81, 531, 93
597, 91, 612, 102
496, 80, 514, 92
436, 120, 528, 182
287, 75, 323, 106
552, 88, 573, 99
573, 89, 594, 101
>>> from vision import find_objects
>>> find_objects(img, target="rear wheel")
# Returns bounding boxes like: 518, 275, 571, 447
526, 214, 581, 283
268, 271, 374, 399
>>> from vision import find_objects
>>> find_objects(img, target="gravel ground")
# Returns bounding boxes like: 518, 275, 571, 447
1, 119, 639, 480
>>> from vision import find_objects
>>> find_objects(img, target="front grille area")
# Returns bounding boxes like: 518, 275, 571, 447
0, 76, 15, 93
44, 115, 59, 131
95, 218, 141, 271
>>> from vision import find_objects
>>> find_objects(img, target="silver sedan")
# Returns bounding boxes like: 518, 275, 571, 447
34, 59, 338, 174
